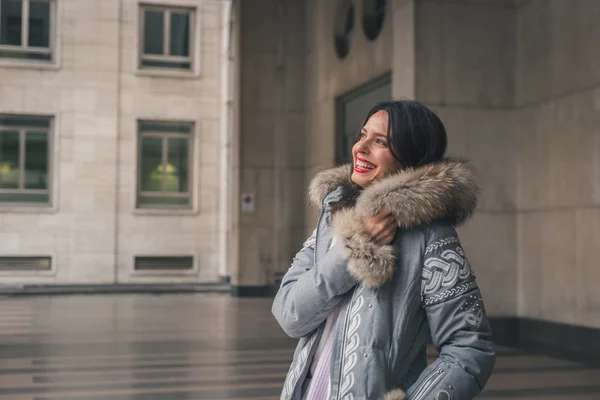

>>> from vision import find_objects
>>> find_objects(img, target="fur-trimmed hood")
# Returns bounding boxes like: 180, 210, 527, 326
307, 159, 479, 289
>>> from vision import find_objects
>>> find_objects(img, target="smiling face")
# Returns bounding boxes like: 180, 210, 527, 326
351, 110, 402, 188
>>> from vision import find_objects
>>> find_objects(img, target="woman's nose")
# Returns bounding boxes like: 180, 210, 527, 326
356, 139, 369, 153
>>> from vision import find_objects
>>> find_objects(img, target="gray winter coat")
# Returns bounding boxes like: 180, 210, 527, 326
272, 160, 496, 400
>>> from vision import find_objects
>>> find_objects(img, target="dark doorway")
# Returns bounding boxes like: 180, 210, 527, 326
335, 73, 392, 165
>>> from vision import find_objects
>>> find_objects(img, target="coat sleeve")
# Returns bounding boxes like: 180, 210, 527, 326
405, 224, 496, 400
272, 229, 358, 338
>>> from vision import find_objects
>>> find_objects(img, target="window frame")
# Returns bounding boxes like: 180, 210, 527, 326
0, 114, 53, 206
136, 120, 194, 210
137, 3, 196, 74
0, 0, 56, 65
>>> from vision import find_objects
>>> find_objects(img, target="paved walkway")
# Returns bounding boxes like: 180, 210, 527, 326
0, 294, 597, 399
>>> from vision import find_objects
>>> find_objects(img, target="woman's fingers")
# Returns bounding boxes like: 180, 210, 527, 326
364, 209, 397, 244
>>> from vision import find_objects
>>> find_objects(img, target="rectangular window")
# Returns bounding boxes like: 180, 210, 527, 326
0, 0, 54, 62
137, 120, 193, 208
139, 4, 194, 71
134, 256, 194, 271
0, 256, 51, 271
0, 115, 51, 204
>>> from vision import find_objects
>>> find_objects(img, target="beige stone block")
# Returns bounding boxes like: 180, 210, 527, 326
182, 213, 219, 232
548, 0, 600, 98
239, 0, 279, 54
280, 168, 308, 229
282, 0, 306, 54
283, 56, 307, 111
93, 187, 117, 214
307, 100, 336, 167
200, 52, 221, 80
0, 233, 20, 253
415, 1, 443, 103
22, 88, 61, 112
70, 213, 114, 233
197, 252, 219, 281
17, 231, 56, 252
62, 0, 119, 21
516, 105, 551, 209
63, 44, 119, 72
0, 86, 24, 110
239, 168, 274, 228
1, 214, 41, 231
198, 141, 219, 167
241, 54, 280, 110
72, 115, 117, 138
235, 226, 273, 286
38, 213, 70, 229
465, 109, 516, 211
166, 96, 202, 119
129, 232, 196, 253
516, 211, 544, 318
63, 19, 119, 46
281, 112, 307, 168
62, 185, 97, 212
239, 111, 275, 168
428, 106, 467, 157
70, 231, 115, 254
119, 117, 136, 141
68, 253, 115, 283
518, 92, 598, 209
72, 162, 117, 187
518, 210, 579, 323
575, 208, 600, 312
458, 212, 517, 316
515, 0, 551, 105
120, 1, 138, 23
441, 2, 515, 106
73, 89, 117, 117
198, 188, 219, 214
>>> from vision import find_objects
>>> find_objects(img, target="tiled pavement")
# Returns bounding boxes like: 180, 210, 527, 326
0, 294, 597, 399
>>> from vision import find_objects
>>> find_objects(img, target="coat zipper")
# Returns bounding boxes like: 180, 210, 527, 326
335, 286, 359, 399
411, 367, 445, 400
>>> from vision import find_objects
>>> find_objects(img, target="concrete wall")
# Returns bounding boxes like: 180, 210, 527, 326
415, 0, 518, 316
0, 0, 223, 285
234, 0, 309, 287
515, 0, 600, 327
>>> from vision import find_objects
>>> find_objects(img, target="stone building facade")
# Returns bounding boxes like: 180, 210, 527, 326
0, 0, 225, 287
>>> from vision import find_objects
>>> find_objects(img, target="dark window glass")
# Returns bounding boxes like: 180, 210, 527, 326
143, 9, 164, 55
28, 0, 50, 47
0, 130, 20, 189
0, 0, 23, 46
166, 137, 188, 193
169, 12, 189, 57
24, 131, 48, 190
140, 136, 163, 192
139, 122, 192, 134
140, 59, 191, 70
0, 116, 50, 128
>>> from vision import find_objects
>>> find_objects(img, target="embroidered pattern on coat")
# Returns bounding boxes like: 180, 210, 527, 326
281, 334, 318, 400
460, 292, 484, 330
424, 237, 459, 255
339, 286, 365, 400
422, 237, 478, 308
423, 280, 477, 306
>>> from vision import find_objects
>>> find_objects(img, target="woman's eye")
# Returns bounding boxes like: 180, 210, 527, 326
376, 139, 387, 146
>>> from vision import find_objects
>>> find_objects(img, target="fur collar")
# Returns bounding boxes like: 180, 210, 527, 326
307, 159, 479, 288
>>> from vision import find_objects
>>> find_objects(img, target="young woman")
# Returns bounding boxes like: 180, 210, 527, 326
272, 100, 495, 400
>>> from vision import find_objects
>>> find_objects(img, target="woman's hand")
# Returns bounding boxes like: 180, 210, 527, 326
363, 209, 397, 245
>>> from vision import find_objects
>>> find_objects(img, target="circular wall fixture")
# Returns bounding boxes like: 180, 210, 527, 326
362, 0, 386, 41
334, 0, 355, 59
